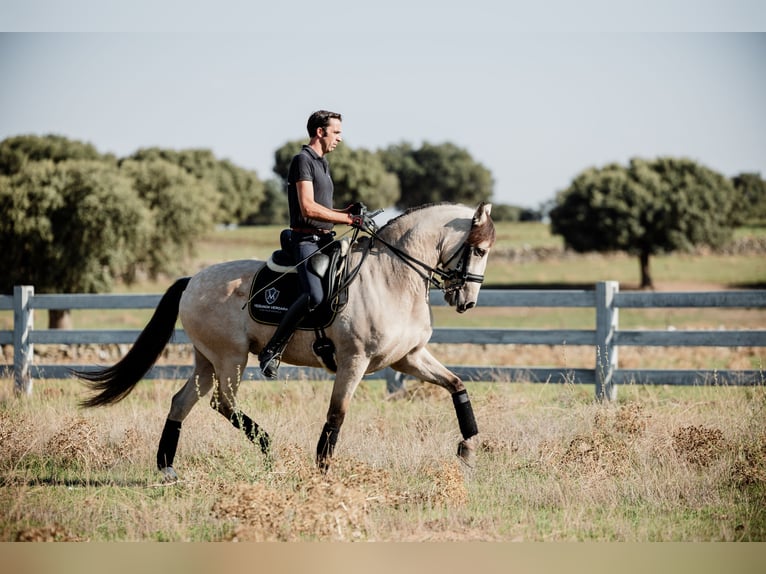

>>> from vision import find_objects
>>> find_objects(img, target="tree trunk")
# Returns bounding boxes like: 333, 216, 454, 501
639, 251, 653, 290
48, 309, 72, 330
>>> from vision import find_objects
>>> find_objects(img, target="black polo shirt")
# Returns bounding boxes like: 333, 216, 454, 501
287, 145, 334, 231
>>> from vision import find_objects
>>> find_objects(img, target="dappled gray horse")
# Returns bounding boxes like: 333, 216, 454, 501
77, 202, 496, 480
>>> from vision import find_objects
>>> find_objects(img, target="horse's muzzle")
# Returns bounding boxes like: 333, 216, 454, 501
457, 301, 475, 313
446, 289, 476, 313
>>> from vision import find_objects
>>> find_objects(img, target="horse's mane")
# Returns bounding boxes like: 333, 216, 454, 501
377, 202, 462, 232
377, 202, 495, 246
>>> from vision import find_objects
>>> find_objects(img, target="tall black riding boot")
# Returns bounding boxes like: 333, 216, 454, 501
258, 293, 311, 379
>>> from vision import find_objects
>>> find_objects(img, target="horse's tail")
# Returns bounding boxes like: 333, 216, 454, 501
76, 277, 192, 408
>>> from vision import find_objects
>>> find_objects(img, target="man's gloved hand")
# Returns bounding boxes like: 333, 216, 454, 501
350, 214, 365, 228
348, 202, 367, 216
350, 212, 378, 233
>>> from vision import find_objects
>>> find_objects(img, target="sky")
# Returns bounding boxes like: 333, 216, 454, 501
1, 1, 765, 209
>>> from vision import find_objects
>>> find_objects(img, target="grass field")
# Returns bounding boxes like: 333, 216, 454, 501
1, 378, 765, 541
1, 221, 765, 541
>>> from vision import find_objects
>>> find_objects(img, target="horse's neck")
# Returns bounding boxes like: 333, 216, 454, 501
381, 211, 465, 266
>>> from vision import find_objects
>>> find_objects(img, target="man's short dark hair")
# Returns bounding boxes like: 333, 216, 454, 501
307, 110, 342, 137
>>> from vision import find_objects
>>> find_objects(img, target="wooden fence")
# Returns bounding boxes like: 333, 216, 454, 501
2, 282, 764, 401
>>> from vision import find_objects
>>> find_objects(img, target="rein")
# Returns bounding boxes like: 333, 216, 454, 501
243, 215, 485, 311
365, 227, 485, 294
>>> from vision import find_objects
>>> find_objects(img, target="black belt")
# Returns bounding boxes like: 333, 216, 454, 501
291, 227, 332, 235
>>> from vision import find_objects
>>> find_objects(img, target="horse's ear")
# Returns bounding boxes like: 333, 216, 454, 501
473, 202, 492, 227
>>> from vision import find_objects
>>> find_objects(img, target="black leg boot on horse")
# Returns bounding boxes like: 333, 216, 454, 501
258, 292, 311, 379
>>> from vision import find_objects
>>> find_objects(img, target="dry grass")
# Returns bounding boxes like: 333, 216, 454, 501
1, 374, 765, 542
1, 225, 764, 541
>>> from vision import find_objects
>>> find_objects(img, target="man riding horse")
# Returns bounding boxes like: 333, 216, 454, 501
75, 112, 495, 478
258, 110, 368, 379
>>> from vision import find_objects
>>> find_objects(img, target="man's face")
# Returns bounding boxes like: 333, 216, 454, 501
319, 118, 343, 154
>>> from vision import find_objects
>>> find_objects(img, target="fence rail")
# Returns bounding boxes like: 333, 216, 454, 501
2, 282, 765, 400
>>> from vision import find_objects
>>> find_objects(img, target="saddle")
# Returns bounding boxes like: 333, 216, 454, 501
247, 230, 352, 331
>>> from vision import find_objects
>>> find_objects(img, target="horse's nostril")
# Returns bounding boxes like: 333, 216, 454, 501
457, 301, 475, 313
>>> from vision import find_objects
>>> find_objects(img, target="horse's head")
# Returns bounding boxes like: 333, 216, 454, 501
442, 202, 495, 313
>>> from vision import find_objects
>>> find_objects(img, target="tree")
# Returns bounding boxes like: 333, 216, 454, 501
0, 134, 280, 331
549, 157, 737, 289
323, 144, 400, 209
272, 140, 400, 210
0, 134, 109, 176
249, 178, 289, 225
272, 140, 302, 182
0, 160, 151, 327
127, 148, 265, 224
379, 141, 494, 210
732, 172, 766, 224
490, 204, 544, 222
118, 159, 218, 278
0, 133, 226, 327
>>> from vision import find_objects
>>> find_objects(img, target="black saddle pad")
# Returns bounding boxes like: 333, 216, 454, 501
247, 240, 349, 330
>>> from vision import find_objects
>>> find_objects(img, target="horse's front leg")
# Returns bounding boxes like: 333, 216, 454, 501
316, 364, 366, 472
392, 347, 479, 466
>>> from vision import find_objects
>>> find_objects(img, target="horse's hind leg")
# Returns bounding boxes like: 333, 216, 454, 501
210, 356, 271, 455
157, 349, 216, 481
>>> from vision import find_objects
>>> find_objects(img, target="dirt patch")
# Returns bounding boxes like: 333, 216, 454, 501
730, 433, 766, 487
46, 418, 110, 467
40, 417, 143, 470
560, 431, 631, 476
672, 425, 727, 467
0, 410, 33, 464
540, 405, 651, 477
614, 403, 649, 436
14, 523, 83, 542
212, 443, 469, 541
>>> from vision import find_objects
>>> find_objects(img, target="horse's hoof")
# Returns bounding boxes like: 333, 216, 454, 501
160, 466, 179, 483
456, 439, 476, 468
316, 455, 332, 474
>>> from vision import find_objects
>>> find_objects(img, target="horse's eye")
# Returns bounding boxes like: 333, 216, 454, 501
473, 247, 487, 257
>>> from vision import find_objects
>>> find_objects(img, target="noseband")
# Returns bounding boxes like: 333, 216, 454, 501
440, 243, 486, 294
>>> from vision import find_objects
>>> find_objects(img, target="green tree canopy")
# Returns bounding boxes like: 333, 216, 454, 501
249, 178, 289, 225
118, 158, 217, 278
0, 134, 111, 176
323, 144, 399, 209
0, 159, 150, 296
0, 134, 273, 330
732, 172, 766, 224
379, 142, 494, 210
490, 204, 544, 222
550, 157, 738, 288
272, 140, 302, 182
127, 147, 265, 224
272, 140, 400, 211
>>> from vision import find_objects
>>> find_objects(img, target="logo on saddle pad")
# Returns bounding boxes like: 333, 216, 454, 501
265, 287, 280, 305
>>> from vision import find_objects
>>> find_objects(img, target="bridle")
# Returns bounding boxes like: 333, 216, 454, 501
365, 227, 486, 295
440, 241, 486, 294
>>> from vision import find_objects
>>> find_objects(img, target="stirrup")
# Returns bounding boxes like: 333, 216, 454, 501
259, 348, 282, 379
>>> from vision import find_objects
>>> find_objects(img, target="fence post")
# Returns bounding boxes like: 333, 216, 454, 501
13, 285, 34, 396
595, 281, 619, 401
